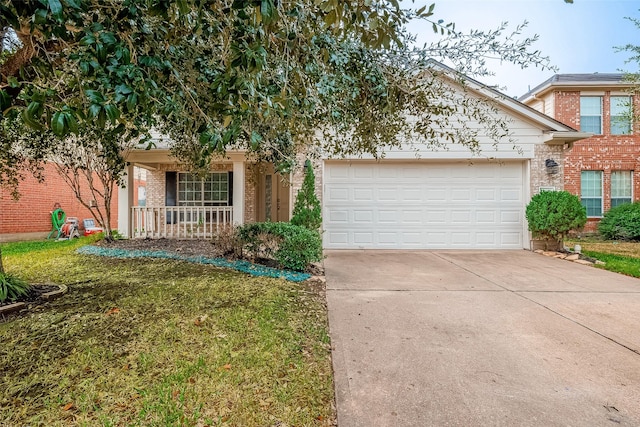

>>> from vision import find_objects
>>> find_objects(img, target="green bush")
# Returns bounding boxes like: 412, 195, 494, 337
598, 202, 640, 240
0, 273, 31, 303
238, 222, 322, 271
526, 191, 587, 244
290, 160, 322, 231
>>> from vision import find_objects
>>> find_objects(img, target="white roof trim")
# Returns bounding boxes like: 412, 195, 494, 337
426, 60, 581, 134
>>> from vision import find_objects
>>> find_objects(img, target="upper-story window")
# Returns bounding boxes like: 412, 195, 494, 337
580, 96, 602, 134
610, 96, 632, 135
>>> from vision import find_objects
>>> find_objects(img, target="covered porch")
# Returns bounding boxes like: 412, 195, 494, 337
118, 148, 292, 239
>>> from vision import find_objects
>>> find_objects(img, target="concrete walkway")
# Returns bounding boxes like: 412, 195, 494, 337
325, 250, 640, 426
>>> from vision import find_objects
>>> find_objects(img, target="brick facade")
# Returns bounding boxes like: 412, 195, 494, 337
0, 163, 141, 235
522, 75, 640, 233
553, 91, 640, 232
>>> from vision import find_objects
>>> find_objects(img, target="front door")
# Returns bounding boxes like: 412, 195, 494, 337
257, 166, 290, 222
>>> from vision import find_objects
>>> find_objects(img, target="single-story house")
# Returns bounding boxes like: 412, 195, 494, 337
118, 62, 589, 250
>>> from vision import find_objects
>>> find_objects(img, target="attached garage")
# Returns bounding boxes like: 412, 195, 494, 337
323, 161, 527, 249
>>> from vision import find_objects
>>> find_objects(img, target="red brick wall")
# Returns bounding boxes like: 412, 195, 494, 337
554, 90, 640, 232
0, 163, 119, 234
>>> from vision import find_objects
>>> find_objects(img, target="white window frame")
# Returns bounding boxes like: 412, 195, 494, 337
581, 171, 603, 217
177, 172, 229, 207
177, 172, 230, 223
610, 170, 633, 208
580, 96, 603, 134
610, 96, 632, 135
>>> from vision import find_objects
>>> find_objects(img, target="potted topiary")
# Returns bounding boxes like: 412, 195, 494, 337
525, 191, 587, 251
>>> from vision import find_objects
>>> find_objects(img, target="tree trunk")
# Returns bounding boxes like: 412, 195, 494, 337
102, 188, 114, 241
0, 247, 4, 275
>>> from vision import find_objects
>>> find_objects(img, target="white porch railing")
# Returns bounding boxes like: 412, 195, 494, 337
131, 206, 233, 239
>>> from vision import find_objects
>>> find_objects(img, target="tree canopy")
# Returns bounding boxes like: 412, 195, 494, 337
1, 0, 557, 191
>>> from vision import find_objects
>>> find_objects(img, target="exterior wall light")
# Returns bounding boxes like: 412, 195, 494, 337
545, 159, 559, 175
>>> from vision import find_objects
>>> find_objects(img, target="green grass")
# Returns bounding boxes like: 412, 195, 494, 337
0, 238, 334, 426
566, 238, 640, 278
582, 250, 640, 278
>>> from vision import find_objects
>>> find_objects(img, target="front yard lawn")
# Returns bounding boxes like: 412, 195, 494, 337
0, 237, 334, 426
566, 238, 640, 278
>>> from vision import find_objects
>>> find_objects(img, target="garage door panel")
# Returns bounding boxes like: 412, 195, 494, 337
476, 211, 496, 223
501, 232, 522, 245
323, 162, 524, 249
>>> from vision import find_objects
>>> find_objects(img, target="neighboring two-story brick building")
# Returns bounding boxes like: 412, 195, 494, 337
520, 74, 640, 232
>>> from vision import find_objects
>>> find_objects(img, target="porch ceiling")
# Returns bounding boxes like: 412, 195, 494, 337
125, 149, 249, 170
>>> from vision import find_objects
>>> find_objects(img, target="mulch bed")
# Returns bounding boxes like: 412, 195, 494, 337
94, 237, 225, 258
94, 238, 325, 275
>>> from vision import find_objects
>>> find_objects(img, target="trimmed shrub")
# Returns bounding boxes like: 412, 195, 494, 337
0, 273, 31, 303
211, 224, 243, 258
238, 222, 322, 271
526, 191, 587, 245
598, 202, 640, 240
291, 160, 322, 231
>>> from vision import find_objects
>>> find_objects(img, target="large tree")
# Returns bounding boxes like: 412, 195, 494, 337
1, 1, 556, 172
0, 0, 564, 273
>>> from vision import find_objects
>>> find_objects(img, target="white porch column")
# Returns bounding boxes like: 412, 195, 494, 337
232, 160, 245, 225
118, 164, 134, 238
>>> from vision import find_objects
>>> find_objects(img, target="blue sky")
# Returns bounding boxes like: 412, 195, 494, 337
408, 0, 640, 97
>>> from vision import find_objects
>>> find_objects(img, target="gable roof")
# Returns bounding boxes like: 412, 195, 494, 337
427, 60, 590, 145
519, 73, 629, 103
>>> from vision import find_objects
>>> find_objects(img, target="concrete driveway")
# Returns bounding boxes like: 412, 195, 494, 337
325, 250, 640, 426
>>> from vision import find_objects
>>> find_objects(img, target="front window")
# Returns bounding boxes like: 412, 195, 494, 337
581, 171, 603, 217
178, 172, 229, 206
611, 171, 633, 208
610, 96, 632, 135
580, 96, 602, 134
177, 172, 230, 223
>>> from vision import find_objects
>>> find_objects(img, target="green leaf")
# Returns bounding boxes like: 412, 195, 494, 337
66, 113, 79, 134
126, 93, 138, 112
34, 8, 48, 25
97, 109, 106, 128
21, 107, 44, 131
48, 0, 63, 19
104, 104, 121, 123
0, 90, 10, 112
88, 103, 102, 118
250, 130, 262, 150
261, 0, 273, 24
85, 90, 104, 104
115, 84, 133, 95
96, 43, 106, 62
80, 34, 96, 46
176, 0, 189, 15
99, 32, 117, 45
199, 131, 212, 145
51, 111, 66, 136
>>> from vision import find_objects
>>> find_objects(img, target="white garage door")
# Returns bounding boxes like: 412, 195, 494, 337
323, 161, 526, 249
